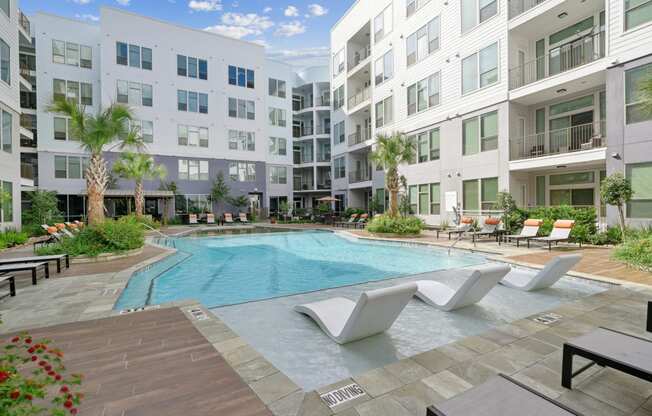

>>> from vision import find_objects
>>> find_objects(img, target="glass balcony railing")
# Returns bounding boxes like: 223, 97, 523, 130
348, 45, 371, 71
293, 179, 314, 191
316, 124, 331, 135
347, 87, 370, 109
508, 31, 605, 90
509, 121, 606, 161
348, 129, 371, 146
508, 0, 548, 19
316, 152, 331, 163
348, 169, 372, 184
293, 126, 314, 138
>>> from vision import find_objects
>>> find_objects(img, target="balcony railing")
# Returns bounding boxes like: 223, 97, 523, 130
293, 126, 314, 138
347, 87, 371, 109
293, 180, 315, 191
508, 0, 548, 19
21, 163, 34, 180
348, 129, 372, 146
18, 10, 31, 36
316, 124, 331, 135
317, 152, 331, 163
293, 153, 314, 164
348, 169, 372, 184
348, 45, 371, 71
508, 31, 605, 90
315, 96, 330, 107
509, 121, 606, 161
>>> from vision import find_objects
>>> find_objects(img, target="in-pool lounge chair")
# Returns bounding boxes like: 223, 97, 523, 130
224, 213, 235, 224
443, 217, 474, 240
501, 219, 543, 247
471, 217, 501, 242
500, 254, 581, 291
427, 374, 584, 416
529, 220, 577, 251
414, 264, 510, 311
335, 214, 358, 228
294, 282, 418, 344
239, 213, 249, 223
561, 327, 652, 389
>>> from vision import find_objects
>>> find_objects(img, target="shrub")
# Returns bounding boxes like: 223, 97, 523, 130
522, 206, 597, 243
343, 208, 366, 218
367, 215, 424, 235
0, 229, 29, 249
589, 227, 623, 246
614, 229, 652, 271
21, 190, 64, 237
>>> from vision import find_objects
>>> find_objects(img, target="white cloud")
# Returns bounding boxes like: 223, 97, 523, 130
263, 6, 272, 13
284, 5, 298, 17
72, 0, 92, 4
75, 13, 99, 21
204, 12, 274, 39
307, 4, 328, 17
274, 20, 305, 37
204, 25, 255, 38
116, 0, 131, 5
188, 0, 222, 12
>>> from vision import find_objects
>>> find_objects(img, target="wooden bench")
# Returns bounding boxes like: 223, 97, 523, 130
0, 254, 69, 273
0, 262, 49, 285
0, 275, 16, 298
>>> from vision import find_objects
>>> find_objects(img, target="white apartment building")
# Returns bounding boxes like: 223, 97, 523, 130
26, 7, 299, 221
331, 0, 652, 227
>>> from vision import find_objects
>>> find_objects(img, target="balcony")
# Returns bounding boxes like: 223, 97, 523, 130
348, 45, 371, 73
316, 151, 331, 163
509, 31, 605, 90
347, 87, 371, 111
293, 96, 331, 112
348, 169, 372, 184
510, 121, 606, 161
316, 124, 331, 135
294, 179, 315, 192
348, 129, 372, 147
508, 0, 548, 19
293, 126, 314, 138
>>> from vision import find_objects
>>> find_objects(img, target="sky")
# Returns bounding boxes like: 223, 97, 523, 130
19, 0, 354, 68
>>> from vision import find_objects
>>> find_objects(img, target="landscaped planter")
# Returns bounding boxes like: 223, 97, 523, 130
71, 247, 144, 264
367, 232, 422, 239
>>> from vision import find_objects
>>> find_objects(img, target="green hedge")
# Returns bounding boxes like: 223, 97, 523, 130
505, 206, 597, 244
367, 215, 424, 235
0, 229, 29, 250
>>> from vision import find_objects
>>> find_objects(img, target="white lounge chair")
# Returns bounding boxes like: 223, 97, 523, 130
500, 254, 581, 291
529, 220, 577, 251
294, 282, 418, 344
415, 264, 510, 311
502, 219, 543, 247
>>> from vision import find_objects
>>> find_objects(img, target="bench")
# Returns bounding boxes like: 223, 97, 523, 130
0, 262, 49, 285
0, 254, 69, 273
0, 275, 16, 298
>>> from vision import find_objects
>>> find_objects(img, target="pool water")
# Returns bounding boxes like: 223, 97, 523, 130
116, 230, 486, 309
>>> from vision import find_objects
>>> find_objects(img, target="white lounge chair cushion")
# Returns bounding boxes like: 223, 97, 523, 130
500, 254, 581, 291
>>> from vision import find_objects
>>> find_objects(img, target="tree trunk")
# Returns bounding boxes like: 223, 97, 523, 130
387, 167, 400, 218
86, 153, 108, 225
134, 181, 144, 217
617, 203, 627, 241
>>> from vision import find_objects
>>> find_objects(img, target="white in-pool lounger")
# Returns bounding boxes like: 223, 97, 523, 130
499, 254, 581, 291
415, 264, 510, 311
293, 282, 418, 344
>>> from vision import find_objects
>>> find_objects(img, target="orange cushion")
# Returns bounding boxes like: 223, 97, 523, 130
360, 214, 368, 219
485, 217, 501, 226
461, 217, 474, 224
68, 223, 78, 229
47, 226, 58, 235
524, 219, 543, 226
554, 220, 575, 229
55, 223, 65, 230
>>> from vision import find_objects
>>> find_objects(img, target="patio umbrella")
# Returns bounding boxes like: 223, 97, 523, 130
317, 196, 340, 202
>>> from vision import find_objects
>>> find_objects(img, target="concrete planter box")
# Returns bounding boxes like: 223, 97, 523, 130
71, 247, 144, 264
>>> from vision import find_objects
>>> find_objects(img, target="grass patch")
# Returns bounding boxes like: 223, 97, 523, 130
613, 228, 652, 272
0, 229, 29, 250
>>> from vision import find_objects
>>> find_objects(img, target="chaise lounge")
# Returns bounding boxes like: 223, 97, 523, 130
294, 282, 417, 344
501, 219, 542, 247
500, 254, 582, 291
443, 217, 474, 240
529, 220, 577, 251
471, 217, 501, 242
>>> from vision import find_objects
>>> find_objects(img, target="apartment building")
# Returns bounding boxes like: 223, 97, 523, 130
331, 0, 652, 227
291, 66, 333, 212
0, 0, 28, 231
27, 7, 296, 221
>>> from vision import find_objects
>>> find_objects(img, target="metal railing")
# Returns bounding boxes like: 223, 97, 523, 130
509, 121, 606, 161
347, 87, 371, 109
348, 129, 372, 146
508, 31, 605, 90
315, 96, 330, 107
316, 124, 331, 135
348, 45, 372, 71
293, 153, 314, 164
508, 0, 548, 19
316, 152, 331, 163
293, 180, 315, 191
293, 126, 314, 138
348, 169, 372, 184
18, 10, 31, 36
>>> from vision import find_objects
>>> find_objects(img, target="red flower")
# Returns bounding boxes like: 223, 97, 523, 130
11, 336, 19, 343
28, 347, 35, 353
25, 394, 33, 401
10, 390, 20, 400
25, 338, 32, 344
31, 355, 38, 361
39, 360, 47, 366
70, 409, 78, 415
64, 400, 73, 409
60, 386, 70, 393
48, 371, 56, 377
55, 374, 62, 381
45, 365, 52, 371
0, 371, 9, 383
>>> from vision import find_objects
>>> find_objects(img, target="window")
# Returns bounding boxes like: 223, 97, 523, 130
625, 63, 652, 124
1, 181, 12, 223
462, 43, 498, 94
0, 0, 9, 17
409, 185, 418, 213
228, 98, 255, 120
228, 130, 256, 151
407, 72, 440, 115
418, 184, 429, 215
375, 50, 394, 86
269, 108, 287, 127
334, 157, 346, 179
462, 0, 497, 33
430, 183, 441, 214
116, 42, 128, 65
270, 166, 288, 184
177, 90, 208, 113
117, 81, 152, 107
178, 160, 209, 181
228, 161, 256, 182
127, 119, 154, 143
80, 45, 92, 69
53, 117, 79, 142
536, 176, 546, 206
627, 162, 652, 218
409, 128, 440, 164
374, 4, 393, 43
407, 0, 431, 17
116, 42, 152, 69
141, 47, 152, 70
177, 125, 209, 148
53, 40, 91, 68
66, 42, 79, 67
333, 121, 345, 144
228, 65, 255, 88
53, 40, 65, 65
54, 155, 89, 179
463, 111, 498, 155
481, 177, 498, 209
129, 45, 140, 68
269, 137, 287, 156
375, 96, 393, 128
52, 79, 92, 106
463, 180, 479, 211
1, 110, 11, 153
406, 16, 440, 66
333, 85, 345, 110
333, 49, 344, 77
177, 55, 208, 80
175, 195, 212, 215
0, 38, 9, 85
80, 83, 93, 105
269, 78, 287, 98
625, 0, 652, 30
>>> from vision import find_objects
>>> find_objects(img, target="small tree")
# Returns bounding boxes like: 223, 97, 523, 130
278, 200, 290, 221
21, 190, 63, 235
229, 195, 249, 214
211, 172, 230, 214
370, 132, 415, 218
113, 153, 167, 217
368, 193, 385, 215
601, 172, 633, 238
495, 191, 518, 232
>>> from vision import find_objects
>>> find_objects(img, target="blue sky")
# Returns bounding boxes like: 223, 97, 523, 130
19, 0, 354, 68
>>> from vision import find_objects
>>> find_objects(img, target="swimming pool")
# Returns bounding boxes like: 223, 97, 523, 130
115, 230, 487, 309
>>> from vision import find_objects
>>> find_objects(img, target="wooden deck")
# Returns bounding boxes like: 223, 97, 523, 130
5, 308, 271, 416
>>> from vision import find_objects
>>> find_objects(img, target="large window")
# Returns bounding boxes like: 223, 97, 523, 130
269, 78, 287, 98
0, 181, 12, 223
178, 160, 209, 181
53, 117, 78, 142
178, 90, 208, 114
1, 110, 11, 153
375, 96, 393, 128
627, 162, 652, 218
407, 0, 431, 17
409, 128, 440, 164
463, 111, 498, 155
177, 55, 208, 80
178, 125, 209, 148
333, 49, 344, 77
54, 155, 89, 179
406, 16, 440, 66
269, 137, 287, 156
375, 50, 394, 86
625, 63, 652, 124
430, 183, 441, 214
129, 119, 153, 143
462, 42, 498, 94
625, 0, 652, 30
462, 0, 498, 32
175, 195, 212, 215
268, 108, 287, 127
333, 85, 345, 110
228, 130, 255, 151
53, 40, 91, 68
333, 121, 345, 144
374, 4, 393, 43
228, 98, 255, 120
407, 72, 440, 116
117, 81, 152, 107
0, 38, 9, 85
270, 166, 288, 184
463, 177, 498, 211
228, 161, 256, 182
53, 79, 93, 106
0, 0, 9, 18
116, 42, 152, 70
228, 65, 255, 89
334, 157, 346, 179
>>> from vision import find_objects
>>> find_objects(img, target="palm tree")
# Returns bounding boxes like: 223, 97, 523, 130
370, 132, 415, 218
113, 153, 167, 217
48, 99, 142, 225
158, 181, 178, 225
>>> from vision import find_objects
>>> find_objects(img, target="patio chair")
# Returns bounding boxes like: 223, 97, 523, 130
414, 264, 510, 311
224, 213, 234, 224
354, 213, 369, 229
471, 217, 501, 242
239, 213, 249, 223
501, 219, 543, 247
54, 223, 75, 238
443, 217, 474, 240
427, 374, 584, 416
74, 220, 85, 228
561, 327, 652, 389
188, 214, 198, 225
529, 220, 577, 251
64, 222, 80, 233
500, 254, 581, 291
335, 214, 358, 228
294, 282, 418, 344
206, 213, 215, 224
